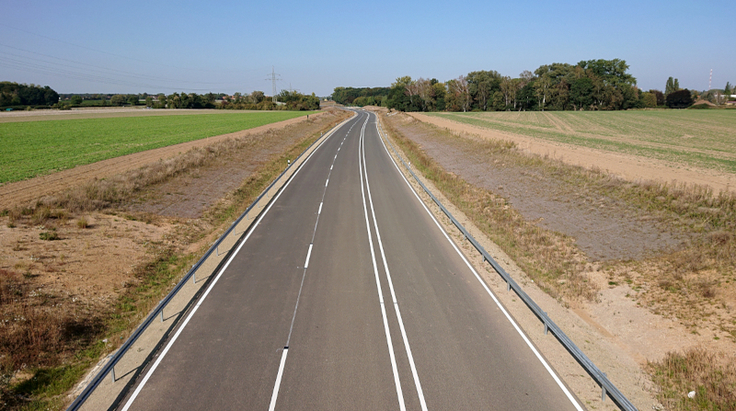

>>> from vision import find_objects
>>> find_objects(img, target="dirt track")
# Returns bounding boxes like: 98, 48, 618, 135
0, 111, 326, 210
409, 112, 736, 193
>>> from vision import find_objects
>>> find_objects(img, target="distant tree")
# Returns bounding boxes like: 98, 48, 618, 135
641, 92, 657, 108
570, 77, 594, 110
70, 95, 83, 105
127, 95, 138, 106
666, 89, 693, 108
110, 94, 127, 106
145, 96, 153, 107
725, 82, 732, 96
665, 77, 680, 97
250, 90, 265, 104
648, 89, 665, 106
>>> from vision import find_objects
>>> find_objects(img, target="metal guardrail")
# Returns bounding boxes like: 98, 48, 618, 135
376, 119, 638, 411
67, 116, 351, 411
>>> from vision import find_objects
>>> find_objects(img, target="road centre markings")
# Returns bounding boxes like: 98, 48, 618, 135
374, 117, 585, 411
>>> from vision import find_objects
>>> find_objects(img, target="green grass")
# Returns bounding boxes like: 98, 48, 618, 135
429, 110, 736, 173
0, 111, 314, 184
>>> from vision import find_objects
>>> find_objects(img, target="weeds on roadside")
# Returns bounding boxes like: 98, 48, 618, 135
648, 348, 736, 411
383, 115, 596, 302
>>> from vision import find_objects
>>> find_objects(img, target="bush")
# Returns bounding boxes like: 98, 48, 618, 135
666, 89, 694, 109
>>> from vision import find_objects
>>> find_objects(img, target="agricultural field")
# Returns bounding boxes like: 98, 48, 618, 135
429, 110, 736, 174
0, 110, 314, 184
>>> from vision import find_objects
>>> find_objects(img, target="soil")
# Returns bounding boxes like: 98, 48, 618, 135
410, 112, 736, 194
392, 114, 686, 262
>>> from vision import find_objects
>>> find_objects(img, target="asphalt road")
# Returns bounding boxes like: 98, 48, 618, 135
119, 110, 584, 411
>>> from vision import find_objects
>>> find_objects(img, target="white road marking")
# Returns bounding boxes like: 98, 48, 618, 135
325, 178, 329, 187
361, 113, 427, 411
374, 118, 585, 411
304, 243, 313, 269
268, 348, 289, 411
358, 116, 406, 411
318, 202, 323, 215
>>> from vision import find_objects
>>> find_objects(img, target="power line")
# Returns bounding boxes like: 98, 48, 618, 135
265, 66, 282, 102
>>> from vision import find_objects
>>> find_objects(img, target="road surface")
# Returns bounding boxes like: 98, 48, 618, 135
119, 110, 584, 411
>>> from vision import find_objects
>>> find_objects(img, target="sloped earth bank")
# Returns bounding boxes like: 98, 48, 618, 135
380, 110, 735, 410
0, 109, 351, 409
410, 112, 736, 194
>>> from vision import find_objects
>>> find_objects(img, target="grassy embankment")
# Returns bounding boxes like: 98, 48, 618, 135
0, 111, 314, 184
0, 110, 347, 410
382, 111, 736, 411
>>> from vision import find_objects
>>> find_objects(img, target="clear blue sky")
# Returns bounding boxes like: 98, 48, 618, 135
1, 0, 734, 97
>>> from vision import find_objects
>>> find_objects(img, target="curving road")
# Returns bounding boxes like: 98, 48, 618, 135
118, 110, 584, 411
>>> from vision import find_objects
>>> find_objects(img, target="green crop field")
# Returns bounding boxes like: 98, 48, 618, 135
0, 111, 314, 184
429, 110, 736, 173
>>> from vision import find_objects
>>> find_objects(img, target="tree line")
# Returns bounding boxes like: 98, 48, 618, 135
0, 82, 59, 108
53, 90, 319, 111
333, 59, 710, 112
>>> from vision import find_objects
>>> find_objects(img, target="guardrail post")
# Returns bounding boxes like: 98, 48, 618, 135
602, 385, 607, 401
111, 366, 115, 383
160, 310, 164, 323
192, 272, 196, 284
507, 281, 511, 292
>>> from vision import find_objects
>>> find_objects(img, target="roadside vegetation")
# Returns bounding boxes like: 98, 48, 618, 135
381, 111, 736, 411
0, 110, 349, 410
0, 111, 314, 184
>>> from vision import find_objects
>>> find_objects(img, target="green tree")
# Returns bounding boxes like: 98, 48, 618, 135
725, 82, 732, 96
570, 77, 593, 110
640, 92, 657, 108
665, 77, 680, 97
70, 95, 83, 105
666, 89, 693, 108
110, 94, 127, 106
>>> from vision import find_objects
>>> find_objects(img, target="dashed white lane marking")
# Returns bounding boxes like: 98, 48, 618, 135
268, 348, 289, 411
304, 243, 313, 269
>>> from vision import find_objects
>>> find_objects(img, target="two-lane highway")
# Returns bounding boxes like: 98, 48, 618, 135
119, 110, 584, 410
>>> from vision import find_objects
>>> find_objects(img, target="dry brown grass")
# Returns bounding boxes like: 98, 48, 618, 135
383, 114, 597, 303
648, 348, 736, 410
0, 269, 103, 407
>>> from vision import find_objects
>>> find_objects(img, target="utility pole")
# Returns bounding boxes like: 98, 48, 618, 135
266, 66, 281, 103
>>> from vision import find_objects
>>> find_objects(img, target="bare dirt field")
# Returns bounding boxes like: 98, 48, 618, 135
411, 112, 736, 194
379, 109, 736, 410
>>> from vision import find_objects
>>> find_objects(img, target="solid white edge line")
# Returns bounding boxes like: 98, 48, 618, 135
374, 120, 585, 411
362, 113, 428, 411
358, 116, 406, 411
120, 112, 356, 411
318, 202, 323, 215
304, 243, 313, 269
268, 348, 289, 411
